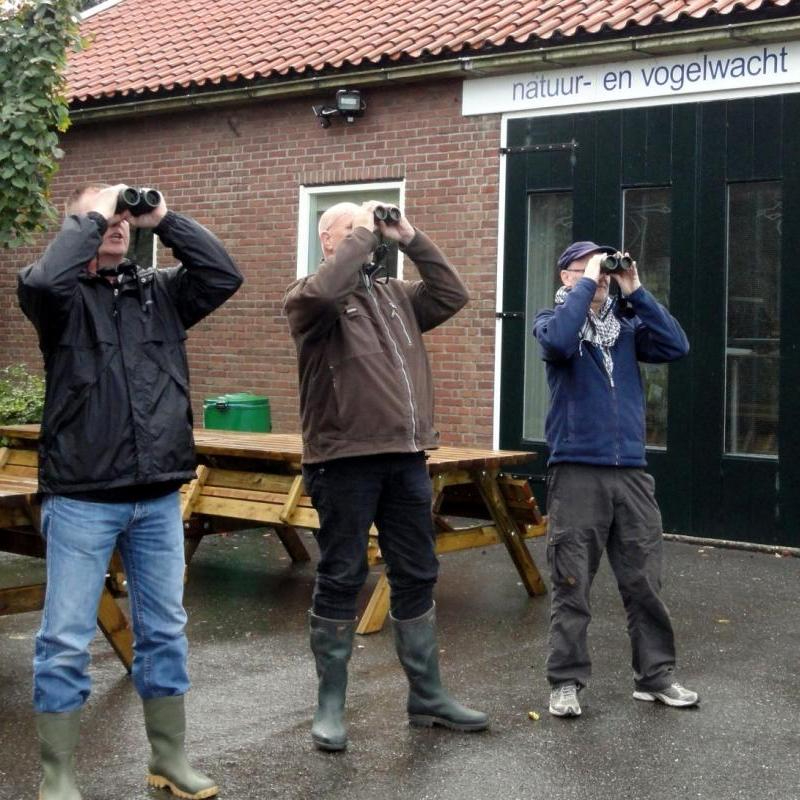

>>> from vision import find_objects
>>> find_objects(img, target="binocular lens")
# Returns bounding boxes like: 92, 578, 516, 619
116, 187, 140, 213
600, 254, 633, 273
142, 189, 161, 209
374, 205, 401, 223
115, 187, 162, 216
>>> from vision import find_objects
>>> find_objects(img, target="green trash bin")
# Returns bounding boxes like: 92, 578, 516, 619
203, 392, 271, 433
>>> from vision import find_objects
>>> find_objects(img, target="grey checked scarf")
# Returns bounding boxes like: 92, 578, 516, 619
554, 285, 621, 386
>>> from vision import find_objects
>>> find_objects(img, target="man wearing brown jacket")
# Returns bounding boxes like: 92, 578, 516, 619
283, 201, 488, 751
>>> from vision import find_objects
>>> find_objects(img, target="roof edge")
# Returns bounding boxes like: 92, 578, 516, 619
69, 16, 800, 124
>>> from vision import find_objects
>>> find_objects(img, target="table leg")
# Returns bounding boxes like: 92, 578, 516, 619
107, 550, 127, 596
273, 524, 311, 562
472, 468, 547, 596
97, 587, 134, 673
0, 583, 45, 615
356, 572, 391, 635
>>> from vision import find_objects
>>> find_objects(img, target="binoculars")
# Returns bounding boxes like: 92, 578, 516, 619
374, 204, 401, 224
115, 187, 162, 216
601, 254, 633, 273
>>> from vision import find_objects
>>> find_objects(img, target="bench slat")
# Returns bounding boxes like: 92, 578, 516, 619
199, 484, 314, 508
0, 464, 38, 479
205, 468, 298, 493
6, 449, 38, 467
191, 495, 319, 528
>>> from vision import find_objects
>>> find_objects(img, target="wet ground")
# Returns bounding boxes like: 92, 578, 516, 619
1, 530, 798, 800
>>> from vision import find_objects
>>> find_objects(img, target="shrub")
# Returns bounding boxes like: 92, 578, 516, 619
0, 365, 45, 444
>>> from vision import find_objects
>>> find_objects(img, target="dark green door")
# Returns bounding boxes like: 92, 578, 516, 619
500, 97, 800, 546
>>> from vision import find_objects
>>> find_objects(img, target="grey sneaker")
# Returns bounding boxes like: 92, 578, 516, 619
633, 682, 699, 708
549, 682, 581, 717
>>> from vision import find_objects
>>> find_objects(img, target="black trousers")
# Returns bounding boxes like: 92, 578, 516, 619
545, 463, 677, 692
302, 453, 439, 621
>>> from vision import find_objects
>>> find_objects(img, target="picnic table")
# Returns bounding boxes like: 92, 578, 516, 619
0, 425, 547, 670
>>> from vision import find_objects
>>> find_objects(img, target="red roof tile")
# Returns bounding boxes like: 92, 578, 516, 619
66, 0, 794, 103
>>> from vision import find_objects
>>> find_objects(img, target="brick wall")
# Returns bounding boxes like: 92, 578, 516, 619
0, 80, 501, 446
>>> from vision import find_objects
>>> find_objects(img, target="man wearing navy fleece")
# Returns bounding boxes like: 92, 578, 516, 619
533, 241, 698, 718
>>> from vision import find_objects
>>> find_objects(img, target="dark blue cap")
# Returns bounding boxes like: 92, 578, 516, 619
557, 241, 616, 271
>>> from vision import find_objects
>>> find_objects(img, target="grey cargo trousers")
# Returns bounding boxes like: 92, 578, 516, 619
545, 463, 676, 692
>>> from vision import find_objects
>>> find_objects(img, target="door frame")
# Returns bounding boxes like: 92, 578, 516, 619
493, 98, 797, 545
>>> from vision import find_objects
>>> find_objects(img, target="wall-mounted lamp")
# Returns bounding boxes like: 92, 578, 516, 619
312, 89, 366, 128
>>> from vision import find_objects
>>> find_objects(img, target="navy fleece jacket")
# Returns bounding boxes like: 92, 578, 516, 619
532, 277, 689, 467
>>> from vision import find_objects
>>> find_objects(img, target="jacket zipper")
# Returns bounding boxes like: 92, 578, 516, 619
389, 301, 413, 345
367, 286, 418, 450
112, 285, 141, 471
612, 383, 620, 466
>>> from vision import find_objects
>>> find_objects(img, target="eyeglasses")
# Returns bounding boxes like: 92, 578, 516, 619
564, 268, 585, 273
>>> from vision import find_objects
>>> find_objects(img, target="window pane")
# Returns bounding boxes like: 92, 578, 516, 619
725, 182, 781, 457
523, 192, 572, 441
623, 187, 672, 449
306, 188, 401, 276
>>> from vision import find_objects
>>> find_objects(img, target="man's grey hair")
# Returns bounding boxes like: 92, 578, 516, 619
318, 202, 360, 239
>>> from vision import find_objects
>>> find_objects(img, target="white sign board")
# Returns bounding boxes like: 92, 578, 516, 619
463, 42, 800, 116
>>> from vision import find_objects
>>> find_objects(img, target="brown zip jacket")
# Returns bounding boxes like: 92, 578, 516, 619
283, 226, 468, 464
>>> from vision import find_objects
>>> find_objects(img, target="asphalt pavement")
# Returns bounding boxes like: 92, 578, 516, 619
1, 530, 797, 800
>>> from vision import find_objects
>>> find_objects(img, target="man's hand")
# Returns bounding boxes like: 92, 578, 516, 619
360, 201, 415, 246
89, 184, 129, 225
127, 189, 168, 229
612, 252, 642, 296
352, 203, 377, 234
583, 252, 604, 283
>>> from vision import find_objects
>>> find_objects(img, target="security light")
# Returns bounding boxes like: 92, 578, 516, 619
336, 89, 364, 120
312, 89, 366, 128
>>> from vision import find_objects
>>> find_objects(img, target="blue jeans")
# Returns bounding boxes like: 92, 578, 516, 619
34, 492, 190, 713
302, 453, 439, 621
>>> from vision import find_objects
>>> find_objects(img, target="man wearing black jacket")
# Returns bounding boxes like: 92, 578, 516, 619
18, 183, 242, 800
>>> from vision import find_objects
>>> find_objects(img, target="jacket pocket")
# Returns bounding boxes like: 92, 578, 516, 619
387, 299, 415, 349
546, 527, 584, 590
328, 310, 383, 365
302, 464, 334, 514
43, 344, 118, 438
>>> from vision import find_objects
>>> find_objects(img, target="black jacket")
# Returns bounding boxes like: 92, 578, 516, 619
17, 211, 243, 494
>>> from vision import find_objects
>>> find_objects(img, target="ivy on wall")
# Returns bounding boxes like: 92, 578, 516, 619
0, 0, 83, 248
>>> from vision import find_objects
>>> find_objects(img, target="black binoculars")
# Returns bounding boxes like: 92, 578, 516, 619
115, 187, 162, 216
601, 254, 633, 273
374, 204, 401, 224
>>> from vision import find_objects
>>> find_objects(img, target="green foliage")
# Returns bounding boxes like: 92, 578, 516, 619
0, 0, 84, 248
0, 365, 45, 445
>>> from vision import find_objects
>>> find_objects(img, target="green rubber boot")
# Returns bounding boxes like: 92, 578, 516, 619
143, 696, 218, 799
392, 604, 489, 732
309, 611, 357, 751
36, 710, 82, 800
